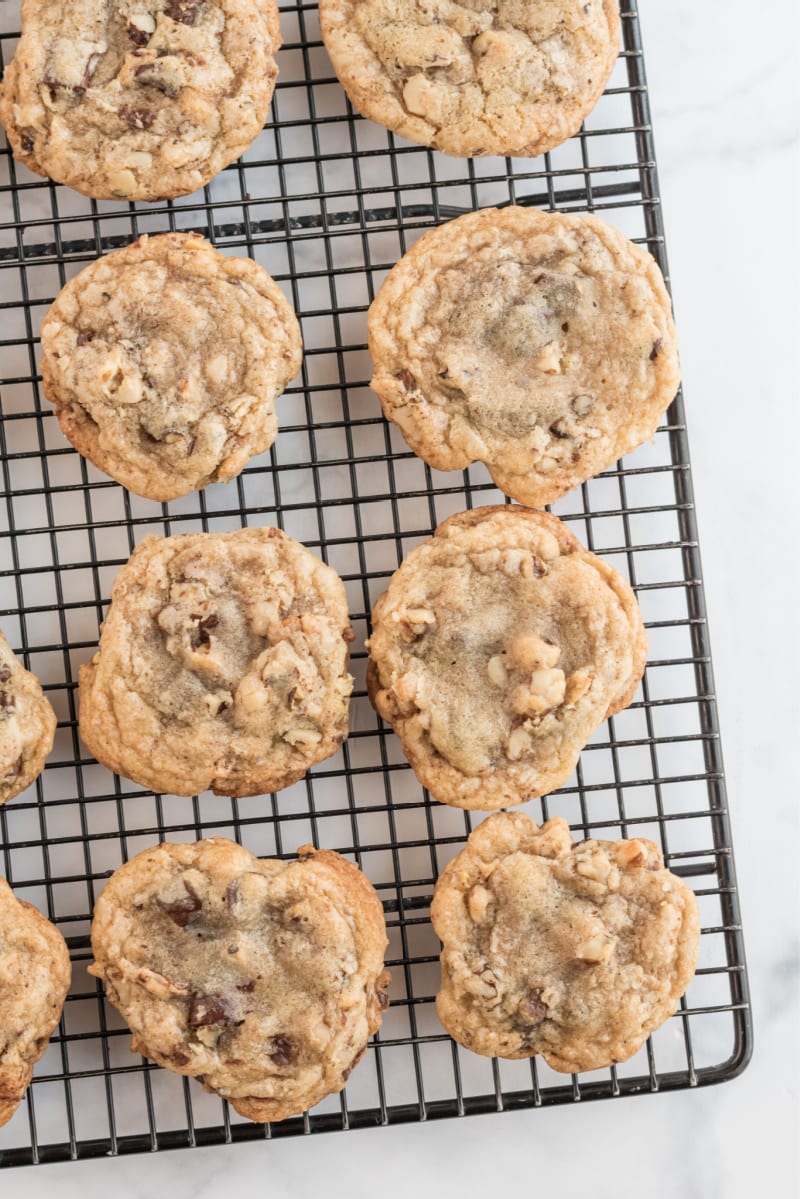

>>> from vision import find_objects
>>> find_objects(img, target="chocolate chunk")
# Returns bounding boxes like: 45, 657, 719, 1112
21, 135, 34, 153
3, 756, 22, 781
650, 338, 663, 361
376, 987, 390, 1010
0, 692, 16, 712
188, 993, 235, 1028
165, 0, 203, 24
236, 980, 256, 993
227, 944, 239, 954
225, 879, 240, 909
119, 105, 155, 131
0, 666, 11, 684
269, 1035, 295, 1066
127, 23, 152, 46
397, 369, 416, 392
156, 879, 202, 927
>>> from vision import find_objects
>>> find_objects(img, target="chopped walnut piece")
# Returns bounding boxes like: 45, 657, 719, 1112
576, 934, 615, 964
508, 634, 560, 672
533, 340, 563, 374
467, 884, 493, 924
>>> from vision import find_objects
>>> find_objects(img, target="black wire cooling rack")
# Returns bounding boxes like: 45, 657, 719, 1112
0, 0, 751, 1169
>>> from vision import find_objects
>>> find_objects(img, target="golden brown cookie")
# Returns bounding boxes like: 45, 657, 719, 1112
320, 0, 620, 158
367, 506, 646, 810
0, 0, 281, 200
431, 812, 700, 1071
0, 878, 72, 1127
40, 233, 302, 503
79, 527, 354, 797
89, 838, 390, 1121
0, 630, 57, 806
369, 206, 680, 507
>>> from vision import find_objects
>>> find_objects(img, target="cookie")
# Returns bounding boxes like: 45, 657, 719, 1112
0, 630, 57, 806
0, 877, 72, 1127
320, 0, 619, 158
369, 206, 680, 507
0, 0, 281, 200
367, 505, 646, 810
431, 812, 700, 1071
40, 233, 302, 503
79, 527, 354, 797
88, 838, 390, 1121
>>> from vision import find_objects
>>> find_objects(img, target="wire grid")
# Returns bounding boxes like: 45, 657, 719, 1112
0, 0, 751, 1169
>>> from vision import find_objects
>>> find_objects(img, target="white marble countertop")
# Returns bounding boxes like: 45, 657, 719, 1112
7, 0, 799, 1193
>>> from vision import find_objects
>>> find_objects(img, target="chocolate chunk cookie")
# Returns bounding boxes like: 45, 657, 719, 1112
320, 0, 619, 158
0, 630, 57, 807
0, 877, 71, 1127
0, 0, 281, 200
367, 506, 646, 810
89, 838, 390, 1121
369, 206, 680, 507
431, 812, 700, 1071
79, 527, 354, 797
40, 233, 302, 503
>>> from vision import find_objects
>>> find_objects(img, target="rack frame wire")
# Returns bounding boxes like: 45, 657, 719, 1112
0, 0, 751, 1169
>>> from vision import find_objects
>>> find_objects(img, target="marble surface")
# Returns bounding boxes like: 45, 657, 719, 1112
6, 0, 799, 1193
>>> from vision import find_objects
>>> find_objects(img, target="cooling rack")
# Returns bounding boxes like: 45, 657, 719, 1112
0, 0, 751, 1168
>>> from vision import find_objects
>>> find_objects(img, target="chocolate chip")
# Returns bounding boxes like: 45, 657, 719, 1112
127, 23, 151, 46
164, 0, 203, 24
157, 879, 202, 927
650, 338, 663, 361
0, 666, 11, 684
21, 135, 34, 153
134, 63, 179, 97
191, 613, 219, 649
517, 989, 548, 1028
236, 980, 256, 992
227, 944, 239, 954
438, 368, 450, 380
0, 692, 16, 712
225, 880, 240, 909
188, 994, 235, 1028
76, 331, 94, 346
376, 987, 390, 1010
397, 369, 416, 392
549, 421, 570, 440
119, 105, 155, 131
269, 1035, 295, 1066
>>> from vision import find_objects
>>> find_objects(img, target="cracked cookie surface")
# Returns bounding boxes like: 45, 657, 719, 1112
0, 630, 57, 807
0, 877, 71, 1127
431, 812, 700, 1070
0, 0, 281, 200
367, 506, 646, 810
89, 838, 389, 1121
320, 0, 619, 157
40, 233, 302, 503
369, 206, 680, 507
79, 527, 354, 797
